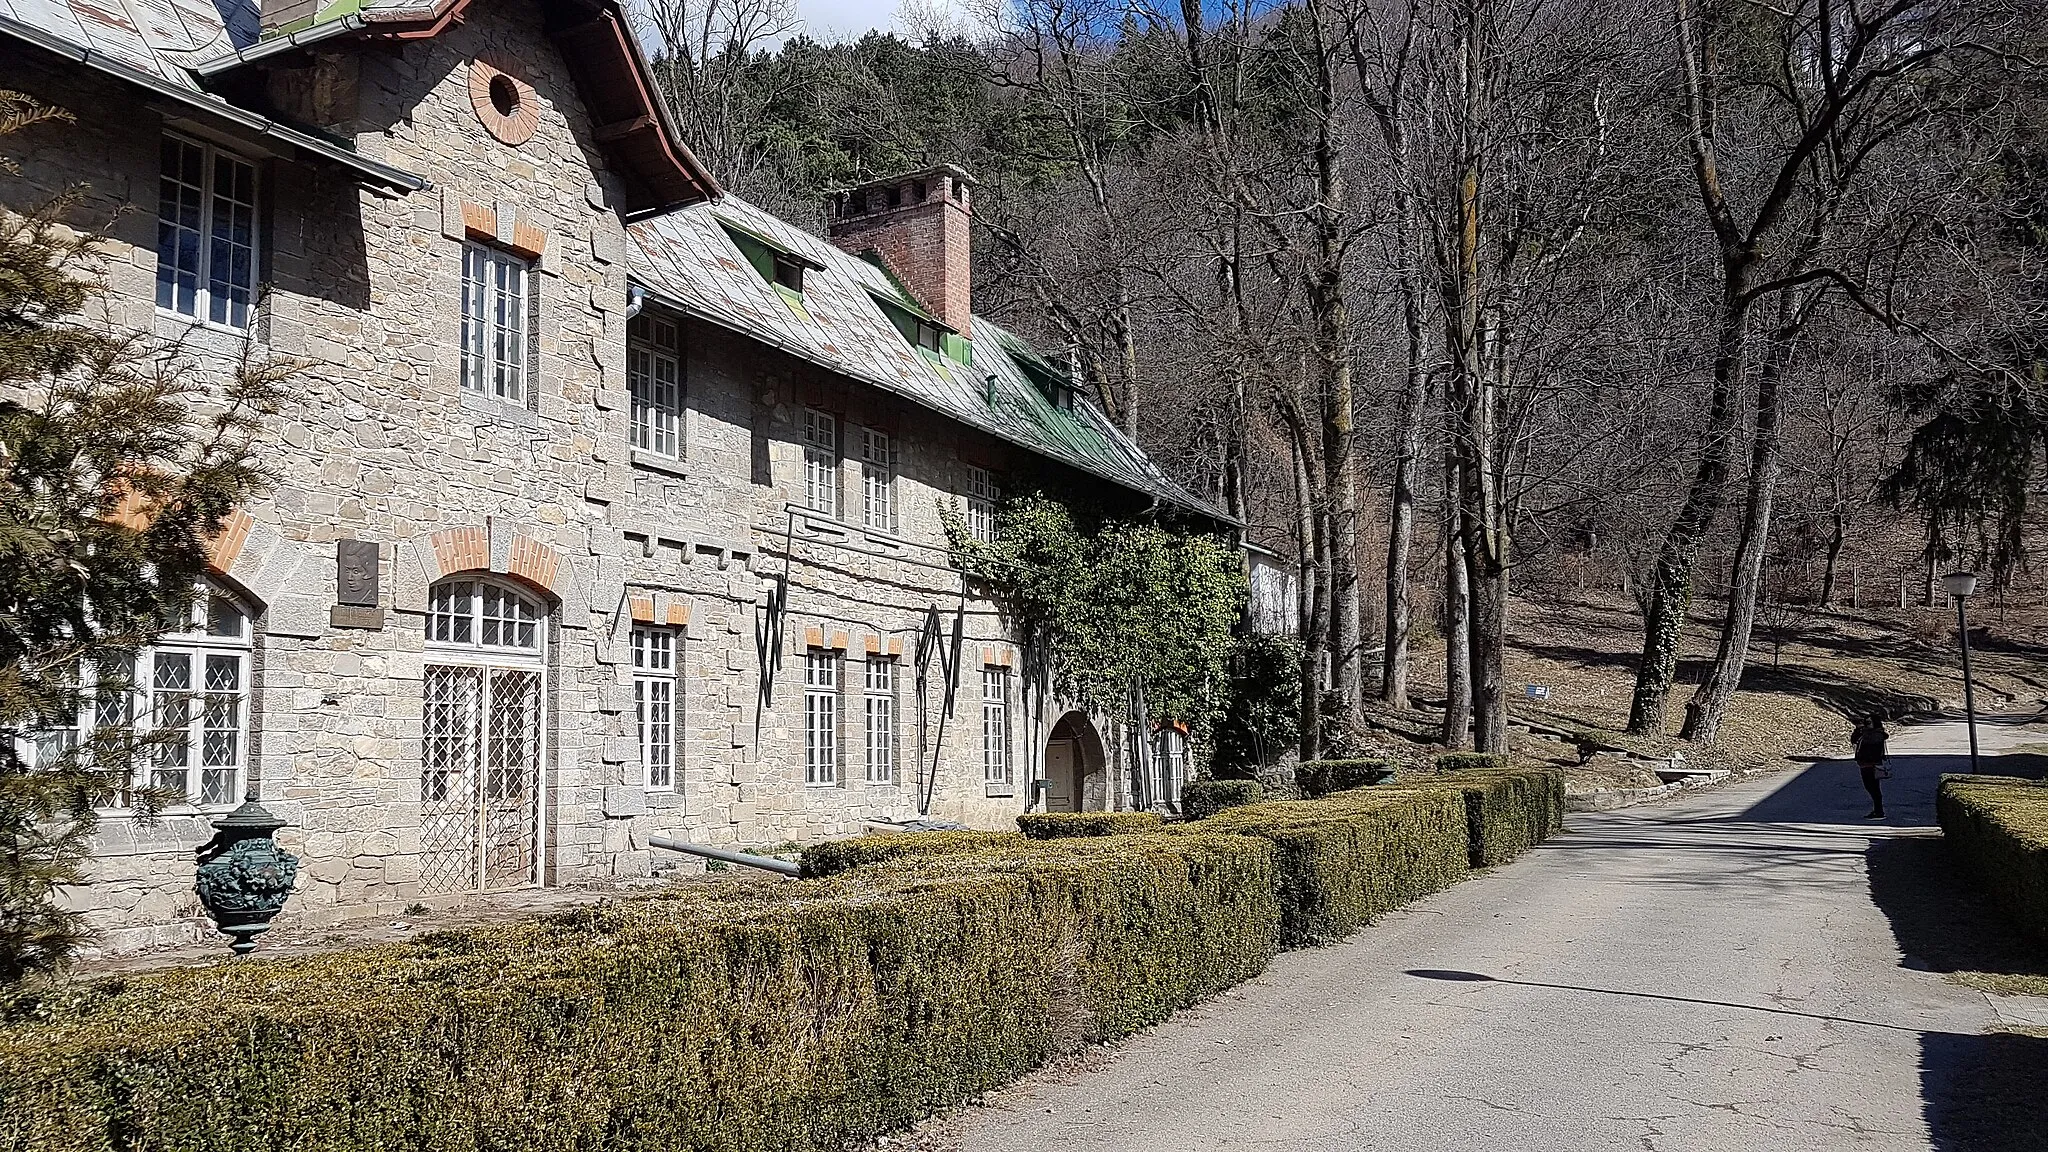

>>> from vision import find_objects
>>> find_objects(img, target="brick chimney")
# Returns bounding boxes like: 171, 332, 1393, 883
828, 165, 976, 338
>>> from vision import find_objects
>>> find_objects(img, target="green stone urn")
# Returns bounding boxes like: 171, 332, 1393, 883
193, 794, 300, 957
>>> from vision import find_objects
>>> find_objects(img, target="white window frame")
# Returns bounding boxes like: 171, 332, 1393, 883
966, 465, 999, 544
427, 578, 544, 652
633, 626, 679, 792
982, 667, 1011, 788
1152, 726, 1191, 812
804, 651, 839, 785
861, 428, 895, 532
156, 133, 260, 330
802, 409, 839, 516
864, 657, 896, 784
17, 583, 254, 812
628, 314, 683, 459
461, 243, 531, 403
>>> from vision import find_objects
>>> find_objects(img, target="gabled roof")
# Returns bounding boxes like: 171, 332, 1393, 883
627, 197, 1229, 523
1, 6, 424, 190
1, 0, 716, 212
0, 0, 256, 87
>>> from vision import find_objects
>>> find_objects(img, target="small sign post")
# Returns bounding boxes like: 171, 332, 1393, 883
1524, 684, 1550, 701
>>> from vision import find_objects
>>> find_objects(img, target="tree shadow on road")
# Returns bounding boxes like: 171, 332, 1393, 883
1920, 1031, 2048, 1151
1865, 811, 2048, 1149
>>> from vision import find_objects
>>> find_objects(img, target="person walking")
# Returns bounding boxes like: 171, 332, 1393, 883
1852, 713, 1889, 819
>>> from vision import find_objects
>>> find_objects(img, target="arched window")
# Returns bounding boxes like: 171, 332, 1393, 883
18, 581, 255, 809
420, 577, 548, 895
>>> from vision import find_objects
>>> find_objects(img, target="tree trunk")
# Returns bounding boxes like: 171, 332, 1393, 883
1681, 296, 1796, 744
1819, 508, 1845, 608
1921, 518, 1940, 607
1441, 443, 1472, 749
1306, 0, 1363, 726
1626, 276, 1745, 735
1292, 434, 1324, 763
1381, 304, 1427, 710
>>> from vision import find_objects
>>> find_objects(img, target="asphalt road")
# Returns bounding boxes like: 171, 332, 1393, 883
943, 719, 2048, 1151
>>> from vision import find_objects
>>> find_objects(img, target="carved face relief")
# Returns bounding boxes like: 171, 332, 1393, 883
470, 57, 540, 147
336, 539, 380, 607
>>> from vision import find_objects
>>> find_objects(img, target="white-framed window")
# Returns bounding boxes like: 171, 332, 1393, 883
864, 657, 896, 784
628, 314, 682, 458
461, 243, 531, 403
633, 626, 678, 792
802, 409, 839, 515
982, 667, 1011, 787
861, 428, 895, 532
1152, 726, 1191, 811
804, 651, 839, 785
156, 134, 259, 329
966, 465, 999, 544
18, 584, 254, 810
427, 578, 542, 650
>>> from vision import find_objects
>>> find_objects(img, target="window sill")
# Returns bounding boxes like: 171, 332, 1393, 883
95, 802, 241, 820
985, 784, 1016, 799
791, 509, 850, 539
458, 388, 541, 429
630, 450, 689, 479
861, 526, 909, 552
154, 308, 257, 343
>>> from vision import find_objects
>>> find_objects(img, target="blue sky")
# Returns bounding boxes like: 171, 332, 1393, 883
787, 0, 975, 41
792, 0, 901, 37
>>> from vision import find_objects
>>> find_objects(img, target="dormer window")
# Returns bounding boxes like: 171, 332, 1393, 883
772, 252, 805, 293
873, 291, 950, 358
718, 219, 819, 300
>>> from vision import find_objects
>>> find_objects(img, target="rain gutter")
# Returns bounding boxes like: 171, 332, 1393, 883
0, 15, 427, 194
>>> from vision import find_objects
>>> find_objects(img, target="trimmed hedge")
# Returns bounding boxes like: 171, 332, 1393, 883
799, 829, 1021, 878
1937, 774, 2048, 942
1181, 778, 1264, 822
1180, 789, 1468, 944
0, 833, 1278, 1152
1295, 758, 1397, 798
0, 768, 1567, 1152
1378, 768, 1565, 868
1017, 811, 1163, 839
1436, 751, 1509, 773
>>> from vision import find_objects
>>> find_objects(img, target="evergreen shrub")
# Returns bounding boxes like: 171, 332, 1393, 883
1937, 775, 2048, 942
1180, 790, 1468, 944
1180, 779, 1264, 822
1016, 811, 1163, 839
0, 770, 1567, 1152
798, 830, 1021, 878
1377, 769, 1565, 868
0, 834, 1277, 1152
1295, 758, 1397, 798
1435, 752, 1509, 773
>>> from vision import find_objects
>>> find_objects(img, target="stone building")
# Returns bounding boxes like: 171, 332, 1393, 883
0, 0, 1226, 951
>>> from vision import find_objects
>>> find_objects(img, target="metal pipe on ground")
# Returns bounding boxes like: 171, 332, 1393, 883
647, 835, 799, 877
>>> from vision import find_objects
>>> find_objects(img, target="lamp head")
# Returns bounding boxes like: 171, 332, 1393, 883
1941, 570, 1979, 598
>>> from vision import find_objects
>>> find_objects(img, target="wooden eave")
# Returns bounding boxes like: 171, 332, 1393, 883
204, 0, 718, 214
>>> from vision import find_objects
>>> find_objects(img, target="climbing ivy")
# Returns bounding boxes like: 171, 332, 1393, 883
945, 494, 1244, 735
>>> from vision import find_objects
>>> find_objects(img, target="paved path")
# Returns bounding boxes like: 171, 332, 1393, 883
943, 719, 2048, 1151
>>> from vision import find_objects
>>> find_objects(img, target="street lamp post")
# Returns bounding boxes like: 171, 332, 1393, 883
1940, 570, 1980, 774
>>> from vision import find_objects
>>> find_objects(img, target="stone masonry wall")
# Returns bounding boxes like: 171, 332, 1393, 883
2, 1, 1138, 956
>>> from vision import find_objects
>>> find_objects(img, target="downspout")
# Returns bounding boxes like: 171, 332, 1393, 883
647, 835, 798, 877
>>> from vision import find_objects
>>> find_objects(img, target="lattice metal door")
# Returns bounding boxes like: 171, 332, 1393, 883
420, 664, 541, 894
